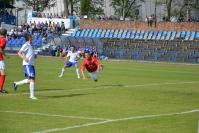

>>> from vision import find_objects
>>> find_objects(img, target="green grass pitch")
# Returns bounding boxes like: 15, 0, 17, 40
0, 55, 199, 133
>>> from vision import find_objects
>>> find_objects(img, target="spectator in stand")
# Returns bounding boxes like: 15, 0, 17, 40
56, 22, 61, 34
61, 22, 66, 34
145, 16, 150, 26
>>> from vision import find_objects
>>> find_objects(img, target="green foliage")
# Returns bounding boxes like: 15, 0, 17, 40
23, 0, 56, 12
111, 0, 144, 20
80, 0, 104, 17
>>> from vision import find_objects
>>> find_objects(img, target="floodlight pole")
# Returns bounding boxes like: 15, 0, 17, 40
3, 0, 5, 23
16, 8, 18, 28
154, 0, 157, 27
186, 0, 190, 21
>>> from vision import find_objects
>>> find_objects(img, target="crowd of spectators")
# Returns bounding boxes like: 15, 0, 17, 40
0, 9, 15, 25
145, 15, 156, 27
8, 21, 66, 40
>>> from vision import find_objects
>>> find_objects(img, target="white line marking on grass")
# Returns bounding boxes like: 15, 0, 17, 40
33, 109, 199, 133
1, 81, 199, 97
0, 110, 110, 121
125, 81, 199, 88
132, 68, 199, 74
198, 120, 199, 133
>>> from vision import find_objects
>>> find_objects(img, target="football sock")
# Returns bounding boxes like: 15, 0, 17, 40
60, 68, 65, 76
29, 82, 34, 98
76, 69, 80, 78
0, 75, 5, 91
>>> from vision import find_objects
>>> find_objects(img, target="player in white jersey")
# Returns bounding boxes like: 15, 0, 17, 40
59, 45, 81, 78
13, 34, 37, 100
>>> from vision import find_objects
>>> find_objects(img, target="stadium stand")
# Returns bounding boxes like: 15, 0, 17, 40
66, 28, 199, 63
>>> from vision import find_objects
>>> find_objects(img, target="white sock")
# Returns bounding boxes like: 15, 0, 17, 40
76, 68, 80, 78
15, 79, 29, 86
30, 82, 35, 98
60, 68, 65, 76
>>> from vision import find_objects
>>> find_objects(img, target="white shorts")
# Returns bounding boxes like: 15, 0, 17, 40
88, 72, 98, 81
0, 61, 5, 70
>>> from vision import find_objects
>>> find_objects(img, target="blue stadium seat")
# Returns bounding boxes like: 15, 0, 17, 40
147, 31, 154, 40
121, 30, 128, 39
113, 30, 119, 38
108, 33, 113, 38
130, 30, 136, 39
170, 31, 176, 40
176, 31, 181, 38
156, 31, 162, 40
184, 31, 191, 40
195, 32, 199, 39
88, 29, 94, 37
104, 29, 110, 37
180, 31, 186, 39
74, 31, 80, 37
151, 31, 158, 40
91, 29, 98, 38
160, 31, 167, 40
189, 32, 196, 41
84, 29, 89, 37
79, 29, 87, 37
125, 32, 131, 39
138, 31, 145, 40
143, 31, 149, 40
165, 31, 172, 40
135, 30, 140, 39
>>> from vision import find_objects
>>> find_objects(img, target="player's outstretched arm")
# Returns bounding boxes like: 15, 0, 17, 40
18, 50, 28, 62
81, 69, 86, 80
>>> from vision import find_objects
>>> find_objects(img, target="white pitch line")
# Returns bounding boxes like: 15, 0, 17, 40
131, 68, 199, 75
1, 81, 199, 97
0, 110, 110, 121
33, 109, 199, 133
198, 120, 199, 133
126, 81, 199, 88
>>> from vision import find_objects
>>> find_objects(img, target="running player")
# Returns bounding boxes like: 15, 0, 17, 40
0, 28, 9, 93
13, 34, 37, 100
59, 45, 81, 78
81, 52, 102, 81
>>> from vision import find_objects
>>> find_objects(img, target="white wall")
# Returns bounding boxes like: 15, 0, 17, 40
27, 17, 72, 29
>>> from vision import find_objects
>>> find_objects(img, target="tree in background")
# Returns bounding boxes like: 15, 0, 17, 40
80, 0, 104, 17
63, 0, 80, 17
156, 0, 199, 21
22, 0, 56, 12
80, 0, 91, 16
156, 0, 173, 21
111, 0, 144, 20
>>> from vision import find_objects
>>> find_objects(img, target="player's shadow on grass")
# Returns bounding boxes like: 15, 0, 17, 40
93, 84, 125, 88
19, 88, 65, 92
43, 93, 95, 99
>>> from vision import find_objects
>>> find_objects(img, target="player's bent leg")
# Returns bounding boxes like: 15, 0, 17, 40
89, 72, 98, 82
13, 79, 29, 91
59, 65, 67, 78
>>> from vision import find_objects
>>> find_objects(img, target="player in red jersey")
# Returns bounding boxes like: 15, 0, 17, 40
0, 28, 9, 93
81, 52, 102, 81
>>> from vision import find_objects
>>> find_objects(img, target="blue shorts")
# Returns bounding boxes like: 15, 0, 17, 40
66, 61, 78, 67
23, 65, 35, 79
